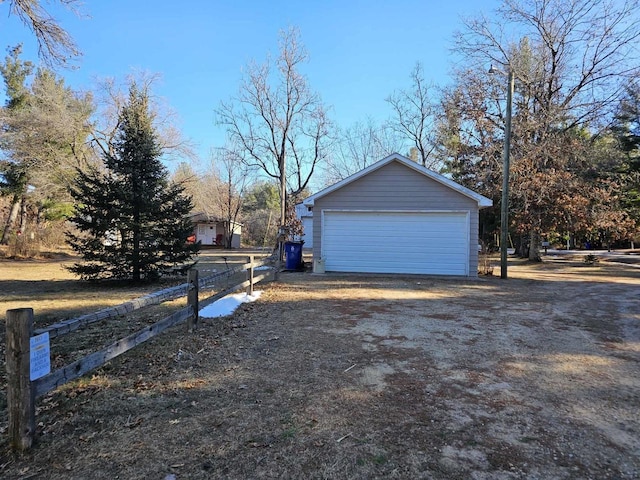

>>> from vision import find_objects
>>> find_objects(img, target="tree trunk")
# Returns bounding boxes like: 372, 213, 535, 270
18, 195, 27, 233
515, 234, 528, 258
1, 195, 21, 244
529, 230, 542, 262
279, 176, 286, 229
133, 213, 141, 282
278, 179, 287, 261
224, 223, 232, 249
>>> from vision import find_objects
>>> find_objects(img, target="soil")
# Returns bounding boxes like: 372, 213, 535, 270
1, 255, 639, 479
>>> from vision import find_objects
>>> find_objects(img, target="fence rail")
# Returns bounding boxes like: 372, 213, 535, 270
33, 306, 195, 398
5, 255, 274, 451
36, 258, 269, 339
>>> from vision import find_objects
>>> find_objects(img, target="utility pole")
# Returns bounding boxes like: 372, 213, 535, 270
489, 64, 514, 279
500, 70, 514, 279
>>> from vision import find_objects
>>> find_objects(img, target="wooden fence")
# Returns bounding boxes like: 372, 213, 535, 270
5, 255, 274, 451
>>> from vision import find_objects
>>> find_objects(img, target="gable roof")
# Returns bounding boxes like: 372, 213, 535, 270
188, 212, 242, 226
294, 202, 313, 219
303, 153, 493, 208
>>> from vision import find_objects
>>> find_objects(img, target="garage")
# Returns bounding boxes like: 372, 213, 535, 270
322, 210, 469, 275
303, 154, 492, 277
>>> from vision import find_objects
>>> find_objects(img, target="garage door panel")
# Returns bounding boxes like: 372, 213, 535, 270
325, 245, 466, 256
322, 211, 469, 275
326, 260, 469, 275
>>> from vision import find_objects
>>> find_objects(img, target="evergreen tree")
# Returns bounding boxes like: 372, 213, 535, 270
613, 82, 640, 157
0, 45, 33, 244
612, 82, 640, 231
67, 84, 198, 281
1, 45, 93, 247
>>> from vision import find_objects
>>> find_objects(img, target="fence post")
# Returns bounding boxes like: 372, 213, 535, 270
6, 308, 36, 451
246, 255, 254, 296
187, 269, 199, 332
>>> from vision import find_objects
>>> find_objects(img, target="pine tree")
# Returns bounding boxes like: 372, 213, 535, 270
0, 46, 34, 244
1, 46, 93, 247
612, 82, 640, 231
67, 84, 198, 281
613, 82, 640, 164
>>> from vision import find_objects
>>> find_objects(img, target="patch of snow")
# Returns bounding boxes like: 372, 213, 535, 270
199, 291, 262, 318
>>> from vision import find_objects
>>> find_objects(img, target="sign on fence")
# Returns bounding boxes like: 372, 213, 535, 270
29, 332, 51, 381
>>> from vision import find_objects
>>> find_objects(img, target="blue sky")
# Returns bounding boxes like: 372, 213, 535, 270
1, 0, 499, 165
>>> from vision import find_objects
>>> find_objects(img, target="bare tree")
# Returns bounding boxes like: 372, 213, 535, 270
89, 73, 195, 164
457, 0, 640, 130
325, 118, 403, 183
216, 27, 331, 228
386, 62, 440, 170
211, 148, 253, 248
2, 0, 82, 67
171, 161, 215, 215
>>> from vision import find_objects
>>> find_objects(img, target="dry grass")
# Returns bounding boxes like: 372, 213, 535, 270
0, 250, 264, 433
1, 255, 639, 479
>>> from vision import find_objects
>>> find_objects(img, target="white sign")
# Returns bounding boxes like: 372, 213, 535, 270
30, 332, 51, 381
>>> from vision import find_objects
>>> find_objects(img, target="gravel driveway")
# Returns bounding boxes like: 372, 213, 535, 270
267, 258, 640, 478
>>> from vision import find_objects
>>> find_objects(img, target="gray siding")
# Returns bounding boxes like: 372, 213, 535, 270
312, 160, 480, 275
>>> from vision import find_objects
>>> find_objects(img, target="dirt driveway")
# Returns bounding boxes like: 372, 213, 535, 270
1, 257, 639, 479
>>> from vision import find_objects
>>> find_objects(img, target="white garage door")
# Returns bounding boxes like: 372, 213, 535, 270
322, 211, 469, 275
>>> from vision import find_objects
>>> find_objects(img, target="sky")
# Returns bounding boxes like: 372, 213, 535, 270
0, 0, 501, 168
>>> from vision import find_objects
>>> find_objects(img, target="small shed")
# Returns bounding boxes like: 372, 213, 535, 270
188, 213, 241, 248
303, 154, 492, 276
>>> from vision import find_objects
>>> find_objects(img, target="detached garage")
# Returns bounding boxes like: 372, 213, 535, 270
303, 154, 492, 277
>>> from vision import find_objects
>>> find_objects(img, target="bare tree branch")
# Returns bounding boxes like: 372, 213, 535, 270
89, 73, 196, 164
325, 118, 403, 183
386, 62, 441, 170
4, 0, 83, 67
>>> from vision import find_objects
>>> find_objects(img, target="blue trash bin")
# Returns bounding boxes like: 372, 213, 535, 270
284, 241, 304, 270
